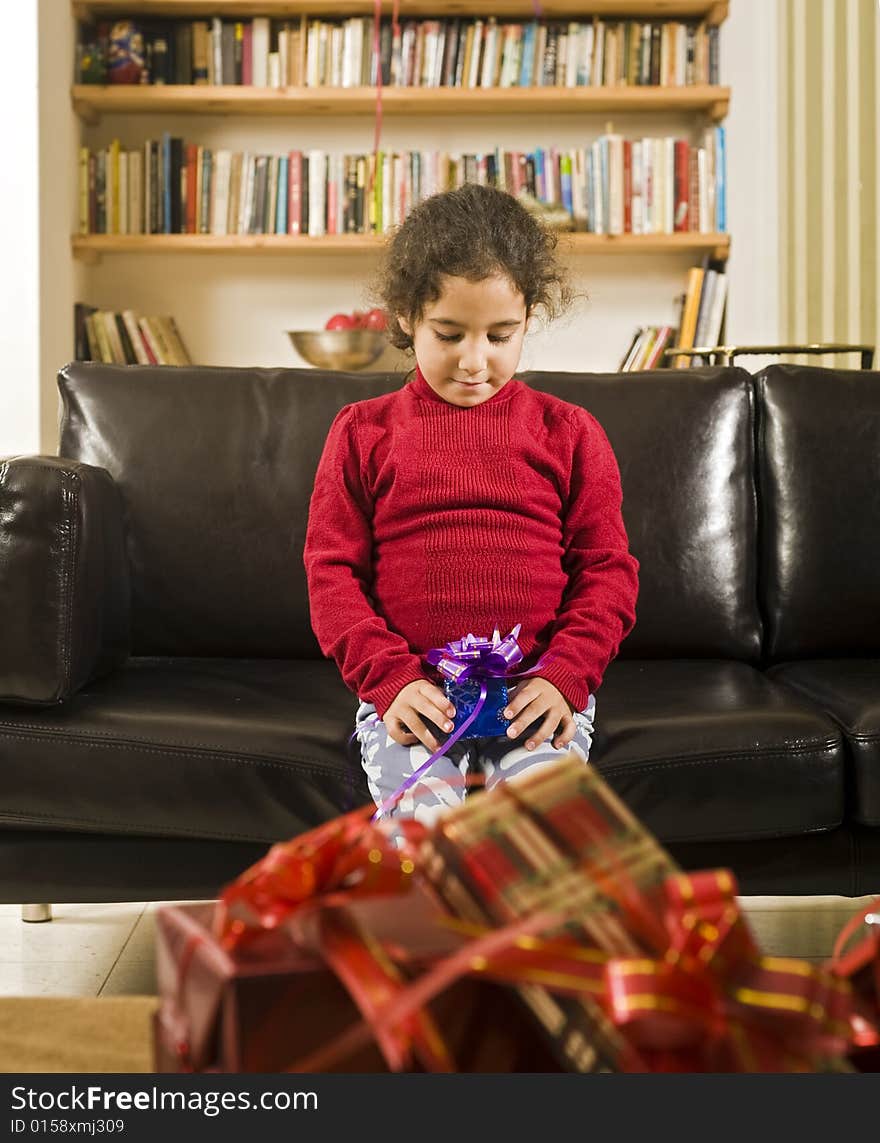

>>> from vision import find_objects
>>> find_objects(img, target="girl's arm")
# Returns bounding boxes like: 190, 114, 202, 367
536, 408, 640, 712
303, 405, 427, 717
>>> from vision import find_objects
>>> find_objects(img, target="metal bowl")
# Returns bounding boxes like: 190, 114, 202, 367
286, 329, 388, 371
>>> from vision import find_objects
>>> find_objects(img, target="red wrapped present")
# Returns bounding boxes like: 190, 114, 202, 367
154, 755, 855, 1073
829, 896, 880, 1070
153, 888, 564, 1073
153, 807, 589, 1073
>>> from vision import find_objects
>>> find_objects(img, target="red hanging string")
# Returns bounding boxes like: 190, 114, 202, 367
368, 0, 401, 218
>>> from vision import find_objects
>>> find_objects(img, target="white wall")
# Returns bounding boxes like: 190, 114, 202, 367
720, 0, 782, 368
39, 0, 81, 452
0, 0, 40, 455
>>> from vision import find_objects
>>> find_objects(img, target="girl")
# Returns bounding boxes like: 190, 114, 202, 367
304, 183, 639, 824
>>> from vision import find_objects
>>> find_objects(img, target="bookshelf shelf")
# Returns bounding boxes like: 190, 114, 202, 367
73, 2, 729, 26
71, 231, 731, 262
73, 83, 731, 124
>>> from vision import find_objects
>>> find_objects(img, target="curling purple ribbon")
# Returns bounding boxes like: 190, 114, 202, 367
372, 625, 525, 820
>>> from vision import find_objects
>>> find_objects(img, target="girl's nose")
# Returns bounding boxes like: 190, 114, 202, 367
458, 342, 488, 373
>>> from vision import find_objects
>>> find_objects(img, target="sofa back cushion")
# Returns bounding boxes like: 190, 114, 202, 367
523, 368, 761, 660
758, 364, 880, 658
58, 363, 400, 658
58, 362, 760, 661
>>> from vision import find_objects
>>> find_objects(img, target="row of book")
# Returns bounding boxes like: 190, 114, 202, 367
78, 129, 727, 239
76, 16, 720, 89
618, 325, 676, 371
617, 264, 729, 372
74, 304, 193, 366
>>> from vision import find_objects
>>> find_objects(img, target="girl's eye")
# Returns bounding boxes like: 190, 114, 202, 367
434, 333, 513, 344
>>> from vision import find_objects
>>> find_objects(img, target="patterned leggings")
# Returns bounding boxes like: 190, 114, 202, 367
355, 694, 596, 825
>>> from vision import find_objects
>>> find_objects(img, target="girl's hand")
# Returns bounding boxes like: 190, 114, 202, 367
503, 678, 575, 751
384, 680, 456, 752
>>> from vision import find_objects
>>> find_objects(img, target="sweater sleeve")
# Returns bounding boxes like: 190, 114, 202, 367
534, 407, 640, 711
303, 405, 428, 717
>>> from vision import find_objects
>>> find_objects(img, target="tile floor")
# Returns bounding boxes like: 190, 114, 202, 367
0, 894, 875, 997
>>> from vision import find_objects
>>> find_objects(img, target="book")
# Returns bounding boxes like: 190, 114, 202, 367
174, 21, 193, 84
138, 316, 167, 364
673, 139, 689, 231
276, 155, 289, 235
306, 150, 324, 235
211, 150, 232, 235
84, 312, 102, 361
78, 148, 90, 234
91, 313, 114, 363
715, 124, 727, 231
114, 312, 138, 364
252, 17, 270, 86
149, 315, 178, 365
101, 311, 127, 365
703, 270, 728, 348
673, 266, 706, 367
74, 303, 98, 361
644, 324, 674, 368
192, 21, 210, 84
692, 267, 718, 359
288, 150, 303, 235
606, 131, 624, 234
155, 315, 193, 365
632, 325, 660, 370
121, 309, 152, 365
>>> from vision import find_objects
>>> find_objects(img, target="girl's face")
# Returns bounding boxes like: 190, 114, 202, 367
399, 273, 529, 408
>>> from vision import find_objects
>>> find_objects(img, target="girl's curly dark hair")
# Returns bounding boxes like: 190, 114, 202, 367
370, 183, 576, 352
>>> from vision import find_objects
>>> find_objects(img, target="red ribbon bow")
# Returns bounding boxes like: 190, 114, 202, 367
602, 870, 853, 1071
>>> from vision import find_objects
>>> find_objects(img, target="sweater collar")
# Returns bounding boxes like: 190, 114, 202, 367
408, 366, 521, 408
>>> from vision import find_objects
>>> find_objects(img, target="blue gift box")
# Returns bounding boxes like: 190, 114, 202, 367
444, 677, 510, 738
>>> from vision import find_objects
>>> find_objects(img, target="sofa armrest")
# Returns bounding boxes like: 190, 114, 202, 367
0, 456, 130, 705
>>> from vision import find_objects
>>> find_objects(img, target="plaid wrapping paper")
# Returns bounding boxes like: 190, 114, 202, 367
420, 756, 675, 1071
420, 754, 854, 1072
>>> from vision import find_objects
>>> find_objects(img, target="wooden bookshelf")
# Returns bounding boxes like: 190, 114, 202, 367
71, 0, 733, 363
72, 232, 731, 263
73, 83, 730, 124
73, 2, 729, 26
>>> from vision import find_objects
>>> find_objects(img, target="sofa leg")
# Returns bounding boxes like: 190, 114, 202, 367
21, 904, 52, 923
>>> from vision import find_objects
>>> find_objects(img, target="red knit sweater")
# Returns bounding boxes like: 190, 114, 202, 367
304, 370, 639, 718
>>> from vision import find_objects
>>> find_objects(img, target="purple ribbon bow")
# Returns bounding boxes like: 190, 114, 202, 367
373, 625, 525, 821
424, 624, 524, 683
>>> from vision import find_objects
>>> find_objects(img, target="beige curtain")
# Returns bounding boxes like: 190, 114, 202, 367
779, 0, 878, 367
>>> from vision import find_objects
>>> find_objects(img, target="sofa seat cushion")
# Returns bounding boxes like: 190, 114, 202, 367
767, 660, 880, 826
591, 660, 844, 843
0, 657, 369, 843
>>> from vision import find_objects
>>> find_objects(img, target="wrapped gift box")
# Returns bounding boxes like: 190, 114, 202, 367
153, 885, 562, 1073
154, 754, 854, 1074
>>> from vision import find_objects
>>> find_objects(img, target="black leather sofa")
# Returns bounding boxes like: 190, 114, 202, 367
1, 361, 878, 904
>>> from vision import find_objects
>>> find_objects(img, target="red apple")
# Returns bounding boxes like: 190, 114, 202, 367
350, 310, 368, 329
363, 308, 388, 332
325, 313, 355, 331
